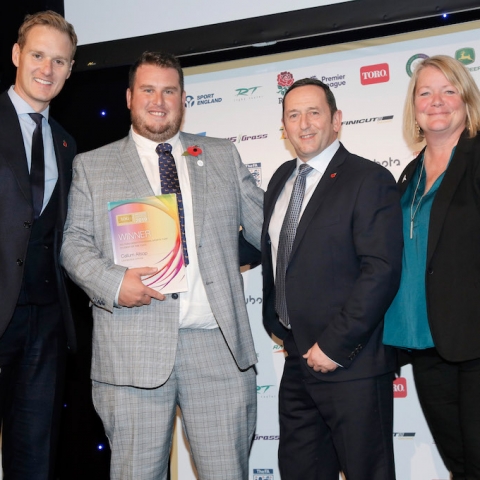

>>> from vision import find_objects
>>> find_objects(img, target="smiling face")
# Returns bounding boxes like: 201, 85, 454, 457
415, 66, 467, 141
12, 25, 74, 112
282, 85, 342, 162
127, 64, 186, 143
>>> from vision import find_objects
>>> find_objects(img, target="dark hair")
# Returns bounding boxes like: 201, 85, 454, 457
129, 51, 184, 92
282, 77, 337, 119
17, 10, 77, 59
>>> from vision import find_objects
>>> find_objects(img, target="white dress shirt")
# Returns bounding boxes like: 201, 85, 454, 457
130, 127, 218, 329
269, 139, 340, 275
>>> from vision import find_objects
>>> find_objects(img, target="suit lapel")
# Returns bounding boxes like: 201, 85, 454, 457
119, 134, 155, 198
427, 137, 471, 261
0, 92, 32, 205
51, 123, 71, 226
181, 132, 206, 247
290, 144, 347, 259
265, 160, 296, 229
398, 149, 423, 196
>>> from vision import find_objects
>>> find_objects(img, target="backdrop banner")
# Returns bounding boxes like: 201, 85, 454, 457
171, 20, 480, 480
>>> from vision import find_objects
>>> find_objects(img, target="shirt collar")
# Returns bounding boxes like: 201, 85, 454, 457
130, 126, 180, 154
296, 138, 340, 174
8, 85, 50, 119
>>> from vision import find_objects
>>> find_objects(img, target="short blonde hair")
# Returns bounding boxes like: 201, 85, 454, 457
17, 10, 78, 59
404, 55, 480, 143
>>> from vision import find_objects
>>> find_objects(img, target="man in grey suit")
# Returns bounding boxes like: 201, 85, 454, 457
61, 51, 263, 480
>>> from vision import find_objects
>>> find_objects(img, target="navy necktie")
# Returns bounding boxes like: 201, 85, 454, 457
29, 113, 45, 219
275, 163, 313, 327
156, 143, 189, 266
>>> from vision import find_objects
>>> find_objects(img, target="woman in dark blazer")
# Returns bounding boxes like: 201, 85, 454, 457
384, 55, 480, 479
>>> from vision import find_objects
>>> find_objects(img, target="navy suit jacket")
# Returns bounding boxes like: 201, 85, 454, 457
0, 91, 77, 349
262, 143, 403, 382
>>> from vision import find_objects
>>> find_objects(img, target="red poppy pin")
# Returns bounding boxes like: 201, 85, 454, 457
330, 173, 337, 178
63, 140, 68, 147
182, 145, 202, 157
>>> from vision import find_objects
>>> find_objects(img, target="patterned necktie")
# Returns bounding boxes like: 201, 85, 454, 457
156, 143, 189, 265
29, 113, 45, 219
275, 163, 313, 327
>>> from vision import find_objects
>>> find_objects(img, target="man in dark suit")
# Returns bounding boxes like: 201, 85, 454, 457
0, 11, 77, 480
262, 78, 403, 480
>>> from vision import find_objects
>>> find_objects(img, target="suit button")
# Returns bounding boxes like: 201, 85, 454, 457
23, 221, 32, 228
427, 268, 433, 274
17, 259, 24, 266
44, 245, 49, 250
171, 293, 179, 299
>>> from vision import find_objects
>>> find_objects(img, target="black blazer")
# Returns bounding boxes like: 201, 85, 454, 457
0, 91, 77, 349
398, 133, 480, 362
262, 143, 403, 381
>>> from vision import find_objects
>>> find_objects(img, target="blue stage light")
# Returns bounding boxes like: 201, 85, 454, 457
98, 444, 104, 450
100, 111, 107, 116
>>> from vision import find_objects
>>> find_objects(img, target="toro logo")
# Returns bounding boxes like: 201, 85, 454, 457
360, 63, 390, 85
393, 377, 407, 398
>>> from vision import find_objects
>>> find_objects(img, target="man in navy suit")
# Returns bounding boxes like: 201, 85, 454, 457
0, 11, 77, 480
262, 78, 403, 479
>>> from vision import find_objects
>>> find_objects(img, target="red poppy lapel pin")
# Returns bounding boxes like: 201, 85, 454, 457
182, 145, 202, 157
330, 172, 337, 178
63, 140, 68, 147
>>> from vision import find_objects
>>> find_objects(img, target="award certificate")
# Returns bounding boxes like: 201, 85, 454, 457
108, 194, 187, 294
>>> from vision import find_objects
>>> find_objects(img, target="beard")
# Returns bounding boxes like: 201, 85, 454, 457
131, 106, 184, 143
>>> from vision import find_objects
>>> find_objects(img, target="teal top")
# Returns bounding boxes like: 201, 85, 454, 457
383, 150, 453, 349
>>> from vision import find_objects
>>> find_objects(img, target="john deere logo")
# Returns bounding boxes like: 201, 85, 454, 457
456, 48, 475, 65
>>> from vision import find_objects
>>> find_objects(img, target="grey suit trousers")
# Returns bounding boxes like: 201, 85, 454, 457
93, 328, 257, 480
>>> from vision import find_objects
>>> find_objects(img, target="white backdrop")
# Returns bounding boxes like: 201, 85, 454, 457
170, 19, 480, 480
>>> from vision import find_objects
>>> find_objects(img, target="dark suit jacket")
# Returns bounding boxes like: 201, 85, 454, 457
398, 132, 480, 362
0, 91, 77, 349
262, 143, 403, 382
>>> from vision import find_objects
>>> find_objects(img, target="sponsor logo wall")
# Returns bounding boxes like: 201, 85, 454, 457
170, 21, 480, 480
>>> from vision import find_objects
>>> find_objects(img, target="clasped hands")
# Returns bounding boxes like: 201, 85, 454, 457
118, 267, 165, 307
303, 343, 338, 374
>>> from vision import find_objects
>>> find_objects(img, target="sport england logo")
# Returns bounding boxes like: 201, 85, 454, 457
184, 93, 222, 108
360, 63, 390, 85
456, 48, 475, 65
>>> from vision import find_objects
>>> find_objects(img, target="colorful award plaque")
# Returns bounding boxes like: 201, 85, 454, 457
108, 194, 187, 294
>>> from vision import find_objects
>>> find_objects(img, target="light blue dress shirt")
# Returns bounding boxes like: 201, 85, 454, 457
8, 86, 58, 213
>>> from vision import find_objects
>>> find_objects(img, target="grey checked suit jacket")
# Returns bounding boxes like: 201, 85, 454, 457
61, 131, 263, 388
